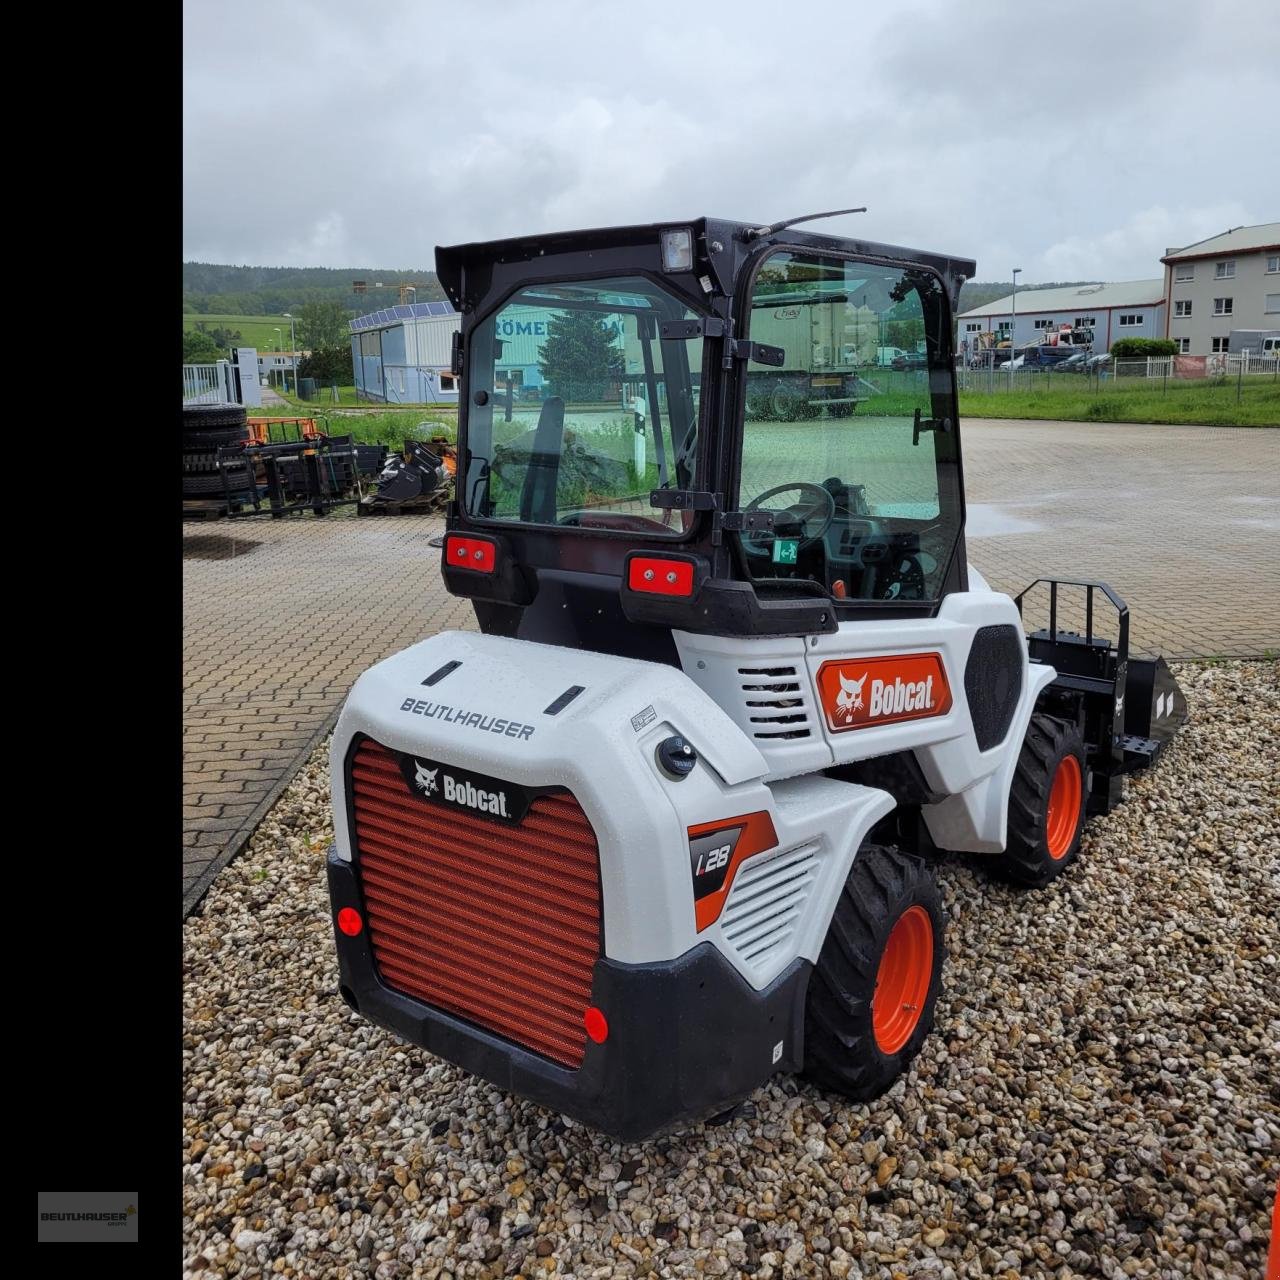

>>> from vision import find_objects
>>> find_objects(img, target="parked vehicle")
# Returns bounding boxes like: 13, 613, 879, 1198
1228, 329, 1280, 357
326, 214, 1187, 1140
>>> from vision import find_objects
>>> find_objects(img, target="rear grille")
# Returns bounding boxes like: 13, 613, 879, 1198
738, 665, 814, 740
720, 842, 819, 980
348, 737, 601, 1068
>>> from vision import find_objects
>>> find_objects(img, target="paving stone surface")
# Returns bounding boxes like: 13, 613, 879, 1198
182, 420, 1279, 912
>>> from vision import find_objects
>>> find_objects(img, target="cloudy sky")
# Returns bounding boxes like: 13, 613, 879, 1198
184, 1, 1278, 284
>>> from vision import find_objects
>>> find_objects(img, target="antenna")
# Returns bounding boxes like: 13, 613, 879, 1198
743, 207, 868, 241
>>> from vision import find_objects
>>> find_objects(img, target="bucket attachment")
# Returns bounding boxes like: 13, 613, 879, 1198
359, 437, 454, 514
1015, 579, 1188, 815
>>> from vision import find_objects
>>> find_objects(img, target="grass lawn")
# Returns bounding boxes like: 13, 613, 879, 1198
246, 393, 457, 447
183, 314, 300, 350
959, 375, 1280, 427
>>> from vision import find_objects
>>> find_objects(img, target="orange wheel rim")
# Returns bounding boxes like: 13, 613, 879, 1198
872, 905, 934, 1054
1045, 754, 1083, 860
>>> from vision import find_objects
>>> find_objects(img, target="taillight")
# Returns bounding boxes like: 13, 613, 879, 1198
628, 556, 695, 597
445, 535, 497, 574
337, 907, 363, 936
584, 1006, 609, 1043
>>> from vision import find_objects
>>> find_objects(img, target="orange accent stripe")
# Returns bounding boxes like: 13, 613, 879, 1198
690, 810, 779, 932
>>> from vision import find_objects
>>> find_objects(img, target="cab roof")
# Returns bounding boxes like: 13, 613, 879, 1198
436, 217, 977, 314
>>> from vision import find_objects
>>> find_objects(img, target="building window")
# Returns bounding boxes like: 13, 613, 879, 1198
996, 321, 1011, 334
1265, 293, 1280, 314
1214, 260, 1235, 279
1073, 316, 1096, 327
1175, 264, 1194, 282
1174, 300, 1192, 318
1118, 313, 1143, 326
1213, 297, 1233, 316
1176, 338, 1191, 353
438, 372, 457, 391
965, 322, 981, 332
1033, 318, 1056, 330
1211, 337, 1229, 353
1268, 255, 1279, 274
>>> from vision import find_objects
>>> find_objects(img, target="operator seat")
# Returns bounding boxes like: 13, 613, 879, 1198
520, 396, 565, 525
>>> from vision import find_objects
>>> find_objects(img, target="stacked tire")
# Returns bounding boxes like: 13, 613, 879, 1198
183, 405, 254, 501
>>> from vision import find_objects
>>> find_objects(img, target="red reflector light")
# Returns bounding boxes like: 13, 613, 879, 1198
628, 556, 694, 597
445, 535, 497, 573
584, 1006, 609, 1043
336, 907, 363, 936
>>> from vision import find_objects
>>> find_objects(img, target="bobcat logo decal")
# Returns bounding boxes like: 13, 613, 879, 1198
413, 761, 439, 795
835, 671, 868, 724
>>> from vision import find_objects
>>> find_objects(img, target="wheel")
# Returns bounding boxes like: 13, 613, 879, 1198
182, 468, 254, 497
769, 384, 801, 421
183, 405, 246, 430
183, 423, 251, 449
803, 844, 945, 1102
991, 713, 1087, 888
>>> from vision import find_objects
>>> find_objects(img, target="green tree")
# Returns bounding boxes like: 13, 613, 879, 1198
183, 329, 221, 363
298, 346, 354, 384
297, 300, 352, 351
539, 310, 624, 402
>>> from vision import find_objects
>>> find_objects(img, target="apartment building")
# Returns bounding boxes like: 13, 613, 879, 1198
1161, 222, 1280, 354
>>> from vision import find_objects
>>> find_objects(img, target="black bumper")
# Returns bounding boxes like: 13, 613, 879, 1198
327, 849, 809, 1141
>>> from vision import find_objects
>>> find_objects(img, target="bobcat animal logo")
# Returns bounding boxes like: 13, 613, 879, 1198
414, 761, 439, 795
835, 671, 868, 723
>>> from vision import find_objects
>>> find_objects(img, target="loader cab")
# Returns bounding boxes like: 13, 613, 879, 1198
436, 219, 975, 663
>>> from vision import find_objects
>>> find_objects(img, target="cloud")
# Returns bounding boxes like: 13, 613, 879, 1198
182, 0, 1280, 280
1036, 203, 1260, 281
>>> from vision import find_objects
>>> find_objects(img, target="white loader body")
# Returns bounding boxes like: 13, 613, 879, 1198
331, 579, 1048, 995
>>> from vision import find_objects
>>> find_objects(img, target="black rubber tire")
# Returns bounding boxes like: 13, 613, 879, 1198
803, 844, 945, 1102
182, 468, 254, 497
182, 405, 246, 430
990, 713, 1087, 888
183, 423, 251, 449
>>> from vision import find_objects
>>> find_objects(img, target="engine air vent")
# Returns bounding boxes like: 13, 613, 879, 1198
738, 665, 813, 740
720, 842, 820, 977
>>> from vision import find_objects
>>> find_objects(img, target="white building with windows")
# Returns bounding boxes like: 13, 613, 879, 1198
955, 279, 1166, 354
1160, 222, 1280, 354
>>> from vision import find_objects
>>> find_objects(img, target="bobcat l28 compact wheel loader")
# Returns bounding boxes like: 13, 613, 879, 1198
326, 215, 1188, 1140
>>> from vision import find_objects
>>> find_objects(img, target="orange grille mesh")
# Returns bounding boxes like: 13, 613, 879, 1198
349, 738, 602, 1068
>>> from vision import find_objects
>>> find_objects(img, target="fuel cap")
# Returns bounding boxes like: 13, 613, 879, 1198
656, 734, 697, 779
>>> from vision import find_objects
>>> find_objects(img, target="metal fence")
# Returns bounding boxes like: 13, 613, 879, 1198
182, 361, 236, 405
955, 353, 1278, 395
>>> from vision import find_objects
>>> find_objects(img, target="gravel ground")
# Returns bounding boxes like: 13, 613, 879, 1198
184, 660, 1279, 1279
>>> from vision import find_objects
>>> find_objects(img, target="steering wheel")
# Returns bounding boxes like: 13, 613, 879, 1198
741, 482, 836, 558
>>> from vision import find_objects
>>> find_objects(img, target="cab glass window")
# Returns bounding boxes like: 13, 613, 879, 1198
737, 251, 963, 603
463, 277, 702, 536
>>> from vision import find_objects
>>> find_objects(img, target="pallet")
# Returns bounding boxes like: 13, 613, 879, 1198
357, 497, 447, 517
182, 499, 231, 521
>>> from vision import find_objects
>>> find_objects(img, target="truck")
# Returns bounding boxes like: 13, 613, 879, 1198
325, 213, 1188, 1140
1228, 329, 1280, 358
741, 286, 878, 419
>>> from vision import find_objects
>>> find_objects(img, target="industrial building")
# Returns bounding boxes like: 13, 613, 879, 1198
1160, 222, 1280, 354
956, 280, 1166, 354
349, 301, 461, 403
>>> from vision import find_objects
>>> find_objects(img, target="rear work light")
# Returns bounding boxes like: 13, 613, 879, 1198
628, 556, 695, 597
659, 227, 694, 273
445, 535, 497, 574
